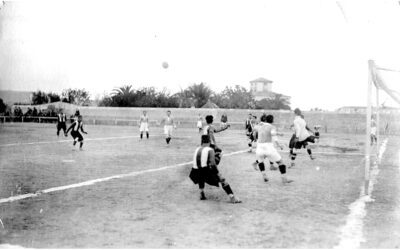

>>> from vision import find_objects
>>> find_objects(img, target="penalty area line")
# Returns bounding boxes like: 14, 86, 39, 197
0, 149, 248, 204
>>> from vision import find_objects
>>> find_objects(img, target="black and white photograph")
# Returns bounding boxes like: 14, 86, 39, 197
0, 0, 400, 248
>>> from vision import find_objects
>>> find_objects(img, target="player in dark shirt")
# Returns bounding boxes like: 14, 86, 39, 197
56, 109, 68, 137
189, 135, 241, 203
203, 115, 229, 165
66, 115, 88, 150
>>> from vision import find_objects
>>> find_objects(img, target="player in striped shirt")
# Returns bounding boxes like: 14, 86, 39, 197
66, 115, 88, 150
160, 110, 176, 144
203, 115, 230, 165
247, 115, 258, 152
139, 111, 149, 139
56, 109, 68, 137
189, 135, 241, 203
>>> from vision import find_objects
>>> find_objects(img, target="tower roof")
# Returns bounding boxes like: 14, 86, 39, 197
250, 77, 273, 84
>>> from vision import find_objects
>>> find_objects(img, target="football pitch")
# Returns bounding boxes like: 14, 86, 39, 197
0, 123, 399, 248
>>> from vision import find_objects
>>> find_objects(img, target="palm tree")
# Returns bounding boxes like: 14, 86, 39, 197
112, 85, 134, 97
112, 85, 134, 107
31, 90, 49, 105
174, 88, 194, 108
187, 82, 213, 108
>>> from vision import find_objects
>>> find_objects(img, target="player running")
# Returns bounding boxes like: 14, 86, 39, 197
56, 109, 68, 137
289, 108, 316, 168
161, 110, 176, 144
197, 114, 203, 133
66, 115, 88, 150
139, 111, 150, 139
251, 114, 293, 183
246, 115, 258, 152
203, 115, 230, 165
189, 135, 242, 203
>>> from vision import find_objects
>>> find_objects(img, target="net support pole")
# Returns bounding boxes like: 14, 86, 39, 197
365, 60, 373, 196
376, 87, 380, 157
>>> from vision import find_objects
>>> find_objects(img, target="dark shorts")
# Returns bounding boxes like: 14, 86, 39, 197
71, 131, 83, 141
289, 134, 316, 149
57, 122, 66, 131
189, 167, 220, 187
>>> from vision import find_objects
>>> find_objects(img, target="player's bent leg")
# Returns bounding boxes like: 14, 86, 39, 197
289, 148, 297, 168
199, 182, 206, 200
306, 144, 315, 160
219, 178, 241, 203
78, 136, 84, 150
276, 160, 293, 184
257, 161, 269, 182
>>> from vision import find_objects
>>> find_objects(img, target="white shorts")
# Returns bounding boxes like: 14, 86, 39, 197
140, 122, 149, 132
164, 125, 173, 136
256, 142, 281, 163
197, 121, 202, 128
371, 127, 377, 136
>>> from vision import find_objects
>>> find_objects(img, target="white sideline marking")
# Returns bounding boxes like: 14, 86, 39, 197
62, 160, 75, 163
0, 149, 248, 204
0, 134, 192, 147
0, 244, 25, 249
279, 150, 363, 156
335, 138, 388, 249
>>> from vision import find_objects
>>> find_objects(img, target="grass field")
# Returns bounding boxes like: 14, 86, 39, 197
0, 123, 399, 248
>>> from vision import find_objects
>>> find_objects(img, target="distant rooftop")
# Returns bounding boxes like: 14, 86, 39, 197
250, 77, 273, 84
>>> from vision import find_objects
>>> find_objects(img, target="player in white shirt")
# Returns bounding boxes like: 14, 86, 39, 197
370, 115, 377, 145
139, 111, 150, 139
160, 110, 176, 144
289, 108, 316, 168
251, 114, 293, 184
197, 114, 203, 133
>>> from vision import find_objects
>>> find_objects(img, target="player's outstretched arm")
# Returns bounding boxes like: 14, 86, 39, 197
214, 124, 229, 133
80, 124, 88, 134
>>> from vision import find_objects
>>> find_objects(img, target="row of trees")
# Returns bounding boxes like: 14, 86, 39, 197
26, 83, 290, 110
31, 89, 91, 106
99, 83, 291, 110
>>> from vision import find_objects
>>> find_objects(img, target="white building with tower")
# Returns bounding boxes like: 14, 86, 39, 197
249, 77, 290, 102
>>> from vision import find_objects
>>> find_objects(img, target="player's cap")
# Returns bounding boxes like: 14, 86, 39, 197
201, 135, 210, 144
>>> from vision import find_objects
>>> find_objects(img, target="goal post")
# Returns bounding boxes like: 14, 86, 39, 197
364, 60, 400, 196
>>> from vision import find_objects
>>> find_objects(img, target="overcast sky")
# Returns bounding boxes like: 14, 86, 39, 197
0, 0, 399, 110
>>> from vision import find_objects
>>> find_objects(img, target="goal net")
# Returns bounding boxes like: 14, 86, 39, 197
364, 60, 400, 195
